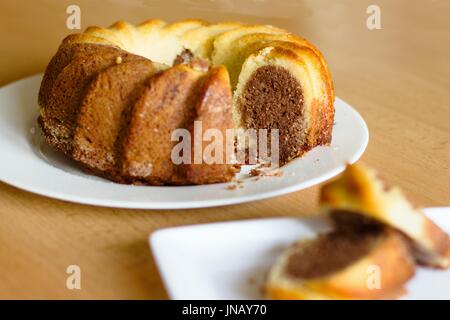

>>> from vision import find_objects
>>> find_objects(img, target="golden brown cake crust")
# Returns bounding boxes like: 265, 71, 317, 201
233, 44, 334, 165
120, 65, 204, 185
38, 38, 122, 108
239, 65, 306, 165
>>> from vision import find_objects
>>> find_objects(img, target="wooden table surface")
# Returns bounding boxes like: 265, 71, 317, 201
0, 0, 449, 299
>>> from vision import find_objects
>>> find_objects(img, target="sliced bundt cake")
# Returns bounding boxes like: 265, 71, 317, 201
38, 19, 335, 185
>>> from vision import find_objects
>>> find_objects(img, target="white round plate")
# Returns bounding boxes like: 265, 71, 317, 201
0, 74, 368, 209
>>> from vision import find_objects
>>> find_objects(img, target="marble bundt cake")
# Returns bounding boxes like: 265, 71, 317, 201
38, 19, 334, 185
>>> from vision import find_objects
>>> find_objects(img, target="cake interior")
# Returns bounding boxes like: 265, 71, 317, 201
238, 65, 305, 165
285, 222, 384, 280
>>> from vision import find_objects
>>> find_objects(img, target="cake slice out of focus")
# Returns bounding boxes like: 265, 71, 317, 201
320, 163, 450, 269
266, 222, 415, 300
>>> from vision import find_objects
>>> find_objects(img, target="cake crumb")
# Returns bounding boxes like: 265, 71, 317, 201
266, 170, 283, 177
250, 167, 283, 178
250, 168, 261, 177
227, 184, 237, 190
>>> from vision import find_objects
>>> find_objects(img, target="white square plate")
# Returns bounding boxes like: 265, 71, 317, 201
150, 207, 450, 300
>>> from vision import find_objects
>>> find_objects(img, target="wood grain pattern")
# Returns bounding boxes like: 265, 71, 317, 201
0, 0, 449, 299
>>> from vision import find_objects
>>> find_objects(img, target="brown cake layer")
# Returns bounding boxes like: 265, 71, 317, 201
38, 20, 335, 186
72, 60, 163, 178
239, 65, 306, 165
285, 227, 384, 279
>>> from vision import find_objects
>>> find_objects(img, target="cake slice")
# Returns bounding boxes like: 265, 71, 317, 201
72, 60, 166, 180
211, 25, 287, 74
266, 225, 415, 300
185, 66, 238, 184
39, 39, 124, 109
120, 64, 206, 185
320, 164, 450, 269
181, 22, 245, 60
39, 48, 143, 156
